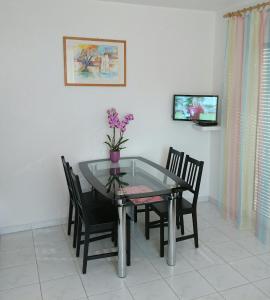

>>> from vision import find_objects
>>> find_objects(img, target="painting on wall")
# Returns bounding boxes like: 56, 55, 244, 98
63, 36, 126, 86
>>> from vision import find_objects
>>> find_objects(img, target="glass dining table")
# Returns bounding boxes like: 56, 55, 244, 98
79, 156, 190, 278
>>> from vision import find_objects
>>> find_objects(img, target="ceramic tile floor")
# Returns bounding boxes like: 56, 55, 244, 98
1, 202, 270, 299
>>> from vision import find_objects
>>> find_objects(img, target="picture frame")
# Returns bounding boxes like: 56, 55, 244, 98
63, 36, 126, 86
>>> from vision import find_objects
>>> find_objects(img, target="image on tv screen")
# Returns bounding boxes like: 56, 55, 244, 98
174, 96, 218, 121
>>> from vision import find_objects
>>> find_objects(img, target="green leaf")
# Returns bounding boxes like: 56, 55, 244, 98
115, 138, 129, 148
106, 134, 112, 142
104, 141, 112, 148
117, 141, 128, 148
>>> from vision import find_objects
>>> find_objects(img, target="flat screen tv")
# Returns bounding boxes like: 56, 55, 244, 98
173, 95, 218, 122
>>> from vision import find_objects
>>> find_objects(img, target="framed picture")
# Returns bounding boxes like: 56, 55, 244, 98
63, 36, 126, 86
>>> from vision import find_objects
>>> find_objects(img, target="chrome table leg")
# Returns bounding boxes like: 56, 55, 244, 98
117, 200, 127, 278
167, 193, 177, 266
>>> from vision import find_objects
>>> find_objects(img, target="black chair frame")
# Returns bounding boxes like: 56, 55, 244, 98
145, 155, 204, 257
61, 156, 78, 247
69, 167, 131, 274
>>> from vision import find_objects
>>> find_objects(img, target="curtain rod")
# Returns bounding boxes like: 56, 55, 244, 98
223, 1, 270, 18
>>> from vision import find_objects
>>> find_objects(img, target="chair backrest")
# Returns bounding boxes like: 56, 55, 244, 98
68, 166, 87, 221
61, 156, 74, 200
181, 155, 204, 207
166, 147, 184, 177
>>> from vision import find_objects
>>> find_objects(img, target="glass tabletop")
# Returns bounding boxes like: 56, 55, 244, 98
79, 157, 190, 204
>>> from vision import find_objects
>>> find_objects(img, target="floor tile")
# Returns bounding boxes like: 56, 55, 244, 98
258, 253, 270, 266
235, 236, 270, 255
165, 270, 214, 300
0, 284, 42, 300
221, 283, 269, 300
129, 278, 178, 300
133, 235, 161, 259
0, 247, 36, 269
217, 225, 254, 241
209, 218, 234, 231
89, 287, 133, 300
199, 228, 230, 245
230, 256, 270, 282
150, 252, 194, 278
184, 214, 212, 231
181, 245, 225, 270
196, 294, 224, 300
2, 201, 270, 300
124, 258, 161, 287
176, 239, 197, 253
254, 277, 270, 297
41, 274, 87, 300
126, 241, 146, 262
0, 263, 39, 291
68, 234, 116, 258
80, 260, 126, 296
0, 230, 34, 251
208, 241, 252, 263
35, 240, 72, 262
38, 259, 77, 282
33, 226, 67, 246
199, 264, 247, 291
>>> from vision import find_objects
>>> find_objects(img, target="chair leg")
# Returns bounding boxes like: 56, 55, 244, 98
160, 217, 164, 257
67, 199, 73, 235
177, 215, 180, 229
76, 218, 82, 257
145, 205, 150, 240
134, 206, 137, 223
73, 208, 78, 248
126, 217, 131, 266
192, 211, 199, 248
180, 214, 185, 235
82, 228, 90, 274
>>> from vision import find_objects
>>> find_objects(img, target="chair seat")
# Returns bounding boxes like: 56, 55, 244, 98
151, 197, 193, 216
121, 185, 163, 205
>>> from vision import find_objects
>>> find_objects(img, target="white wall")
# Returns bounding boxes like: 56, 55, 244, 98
208, 11, 226, 202
0, 0, 216, 232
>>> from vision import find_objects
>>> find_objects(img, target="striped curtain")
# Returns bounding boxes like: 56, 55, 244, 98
255, 11, 270, 241
221, 8, 270, 239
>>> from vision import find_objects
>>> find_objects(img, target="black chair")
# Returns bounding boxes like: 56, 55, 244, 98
144, 147, 184, 239
134, 147, 184, 222
69, 167, 131, 274
61, 156, 74, 236
61, 156, 79, 247
145, 155, 204, 257
61, 156, 98, 248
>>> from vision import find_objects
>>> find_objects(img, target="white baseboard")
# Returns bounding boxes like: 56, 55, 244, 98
0, 217, 67, 235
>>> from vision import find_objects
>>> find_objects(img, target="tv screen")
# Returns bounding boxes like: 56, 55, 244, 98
173, 95, 218, 121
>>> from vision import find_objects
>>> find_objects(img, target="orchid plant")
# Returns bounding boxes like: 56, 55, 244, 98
105, 108, 134, 152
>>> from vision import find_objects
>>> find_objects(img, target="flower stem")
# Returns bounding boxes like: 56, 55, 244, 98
113, 128, 115, 150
